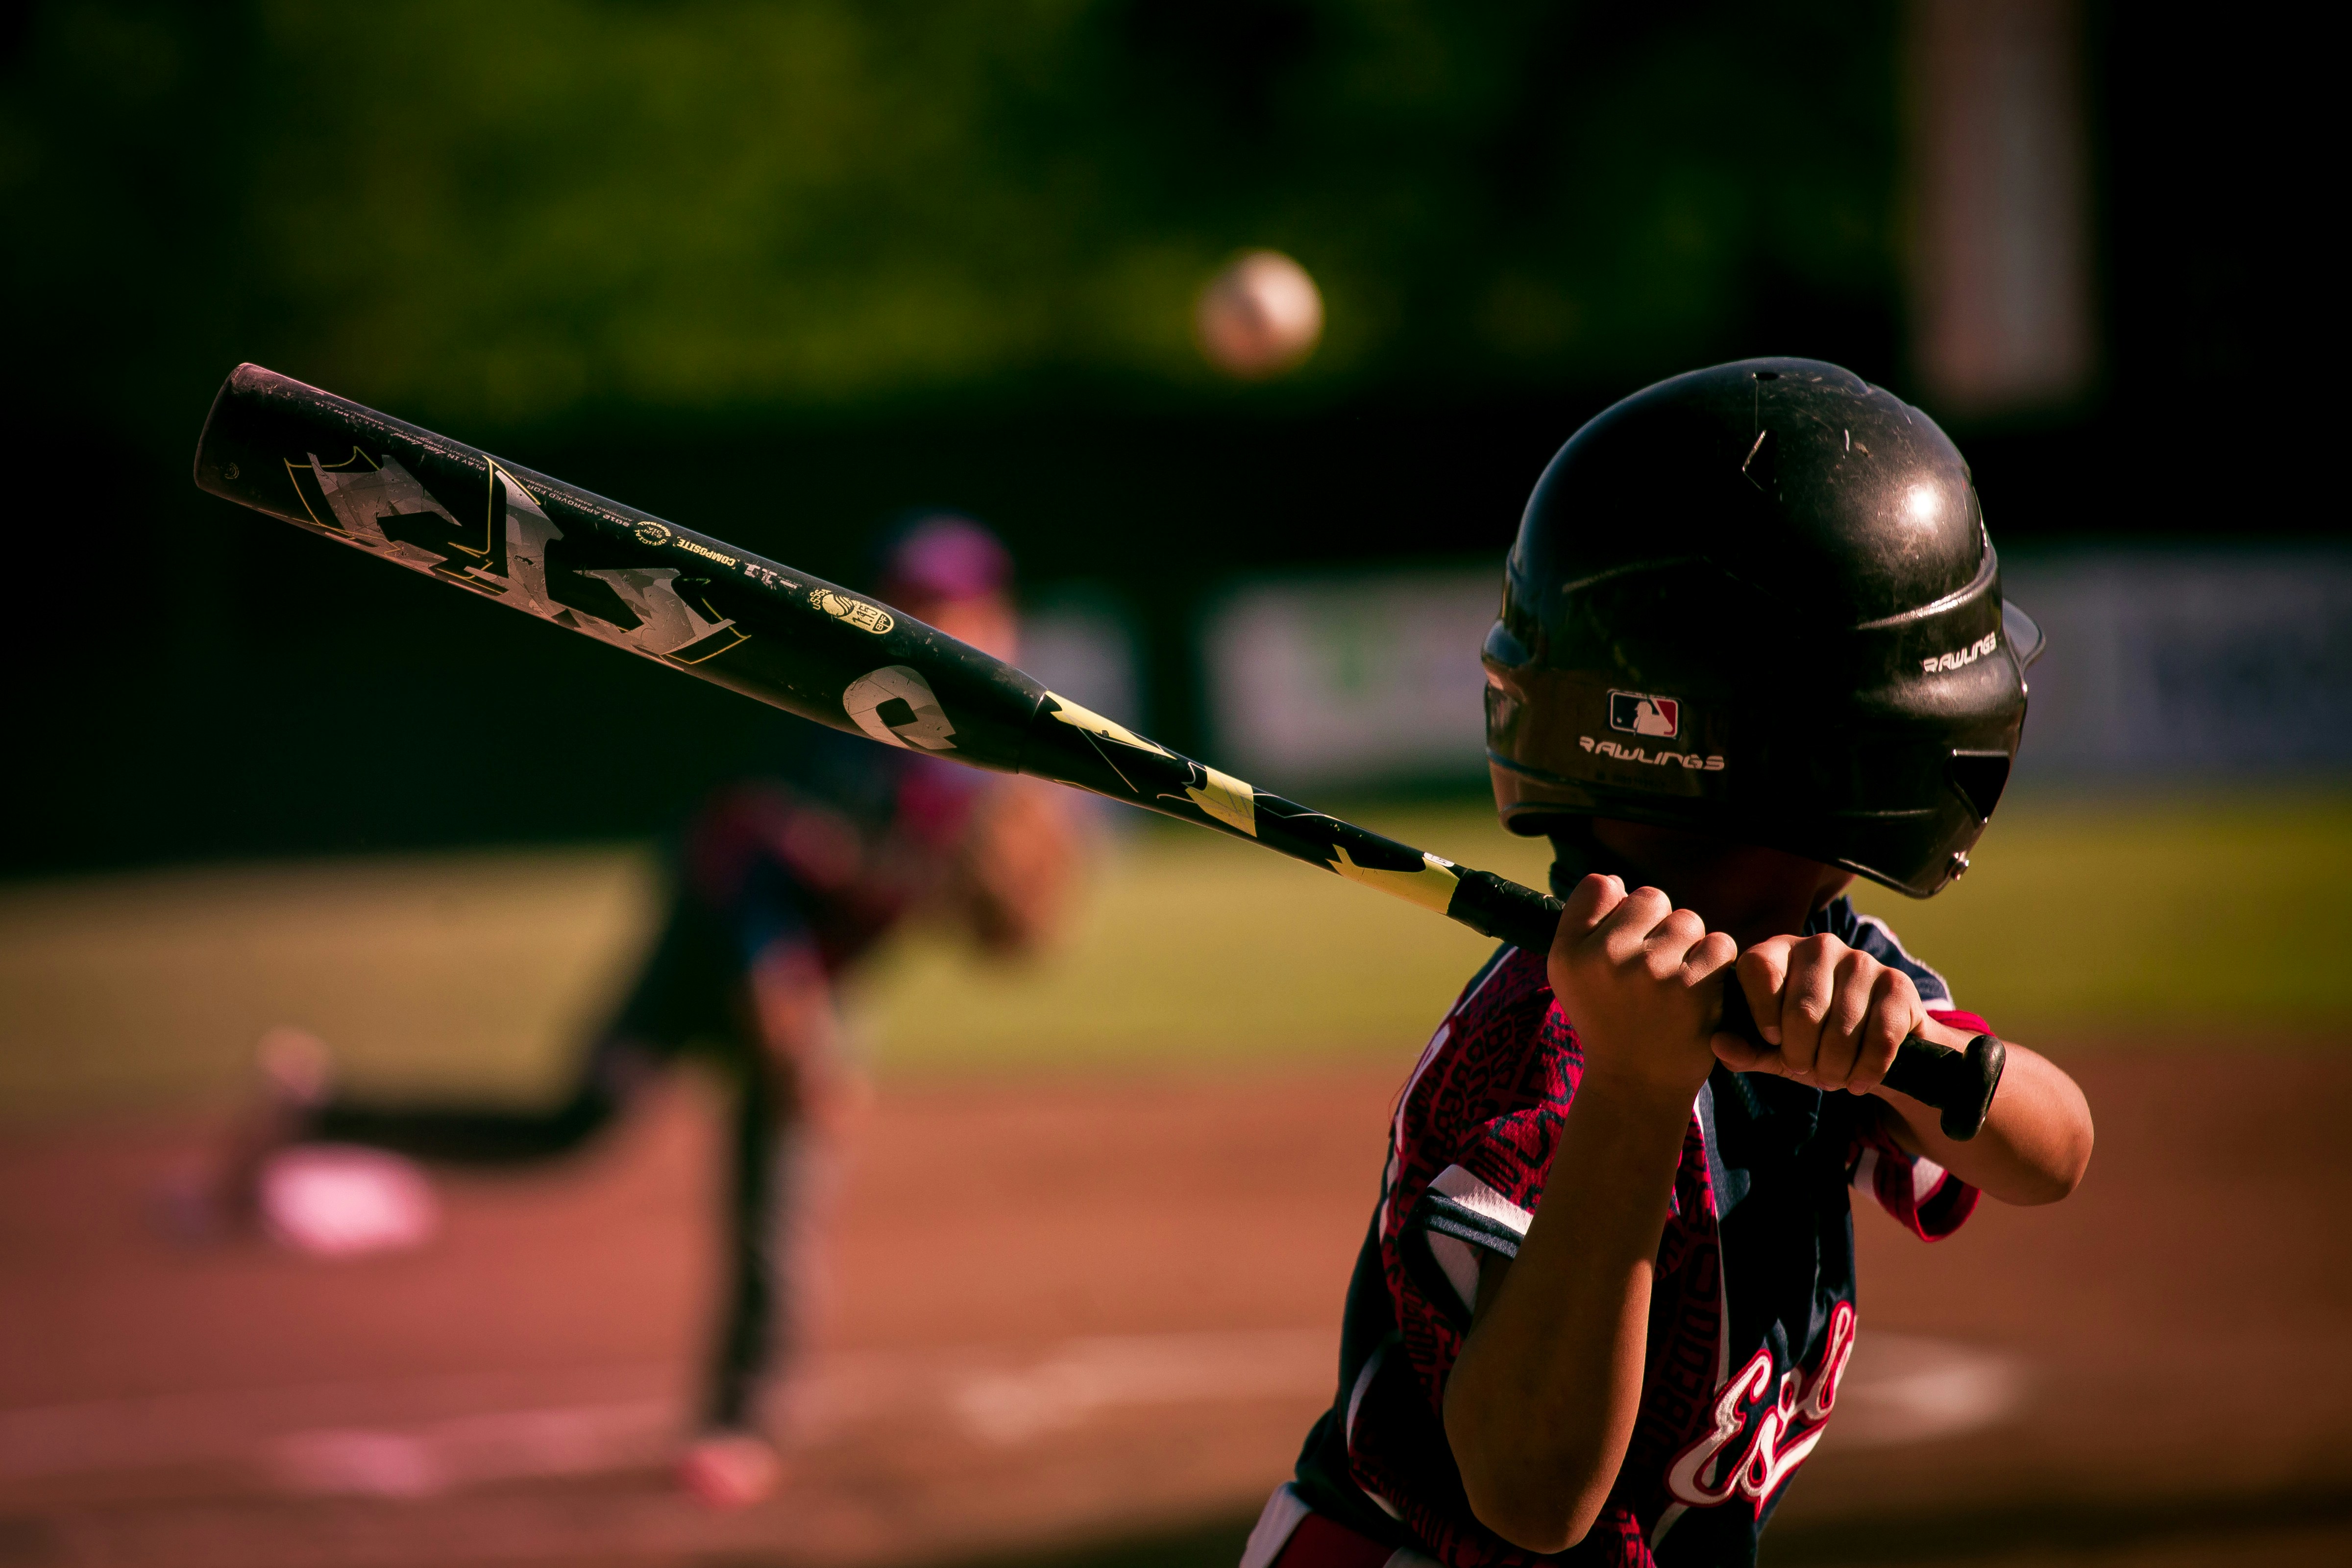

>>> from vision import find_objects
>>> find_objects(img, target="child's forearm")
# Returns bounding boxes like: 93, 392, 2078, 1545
1442, 1069, 1694, 1553
1875, 1026, 2093, 1205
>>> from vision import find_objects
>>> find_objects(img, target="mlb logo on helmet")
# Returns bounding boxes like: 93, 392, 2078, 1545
1608, 690, 1679, 738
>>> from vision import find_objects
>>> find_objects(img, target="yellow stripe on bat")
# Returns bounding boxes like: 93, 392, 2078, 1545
1185, 766, 1258, 837
1331, 845, 1461, 914
1044, 694, 1172, 757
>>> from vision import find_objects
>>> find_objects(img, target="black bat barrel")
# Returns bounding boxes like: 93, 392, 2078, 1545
195, 364, 1051, 771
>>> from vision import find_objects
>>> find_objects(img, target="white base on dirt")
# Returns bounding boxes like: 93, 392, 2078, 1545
259, 1145, 441, 1258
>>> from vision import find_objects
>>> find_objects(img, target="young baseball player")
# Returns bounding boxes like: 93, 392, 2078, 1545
1242, 361, 2094, 1567
217, 514, 1081, 1508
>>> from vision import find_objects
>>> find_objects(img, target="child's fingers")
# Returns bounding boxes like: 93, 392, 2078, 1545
1555, 872, 1627, 943
1806, 950, 1872, 1085
1640, 906, 1712, 978
1684, 929, 1739, 985
1847, 967, 1922, 1092
1736, 939, 1794, 1046
1777, 938, 1839, 1079
1595, 883, 1676, 965
1712, 1029, 1776, 1073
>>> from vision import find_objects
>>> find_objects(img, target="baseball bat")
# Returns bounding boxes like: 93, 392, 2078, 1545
191, 365, 2004, 1140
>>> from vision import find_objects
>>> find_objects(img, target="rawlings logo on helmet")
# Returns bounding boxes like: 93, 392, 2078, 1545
1922, 632, 1999, 674
1580, 735, 1726, 770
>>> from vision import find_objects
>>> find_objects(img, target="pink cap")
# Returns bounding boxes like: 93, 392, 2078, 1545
876, 513, 1013, 606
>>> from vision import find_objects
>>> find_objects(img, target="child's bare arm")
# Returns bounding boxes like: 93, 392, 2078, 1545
1442, 874, 1732, 1553
1719, 936, 2094, 1205
1876, 1029, 2091, 1204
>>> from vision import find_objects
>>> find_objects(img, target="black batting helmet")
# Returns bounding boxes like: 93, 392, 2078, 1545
1483, 357, 2044, 898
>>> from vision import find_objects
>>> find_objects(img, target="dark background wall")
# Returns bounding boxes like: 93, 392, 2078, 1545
0, 1, 2319, 873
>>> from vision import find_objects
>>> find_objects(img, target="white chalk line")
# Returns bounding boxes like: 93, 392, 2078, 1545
0, 1328, 2025, 1498
1827, 1332, 2029, 1450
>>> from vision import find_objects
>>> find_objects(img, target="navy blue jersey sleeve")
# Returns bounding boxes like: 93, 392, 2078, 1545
1805, 897, 1956, 1009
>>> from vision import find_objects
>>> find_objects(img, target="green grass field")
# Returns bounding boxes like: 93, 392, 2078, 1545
1, 791, 2345, 1121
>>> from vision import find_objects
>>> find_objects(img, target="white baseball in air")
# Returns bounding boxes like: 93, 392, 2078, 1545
1196, 250, 1324, 379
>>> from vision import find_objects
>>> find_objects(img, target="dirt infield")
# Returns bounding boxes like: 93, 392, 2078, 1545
1, 1051, 2347, 1567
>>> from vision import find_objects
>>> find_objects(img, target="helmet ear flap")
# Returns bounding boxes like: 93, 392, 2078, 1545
1947, 750, 2012, 825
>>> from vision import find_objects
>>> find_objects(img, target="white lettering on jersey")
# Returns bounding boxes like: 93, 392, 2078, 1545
1665, 1300, 1857, 1511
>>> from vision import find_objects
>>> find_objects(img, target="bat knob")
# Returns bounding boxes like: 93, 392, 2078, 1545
1881, 1033, 2007, 1142
1950, 1033, 2008, 1142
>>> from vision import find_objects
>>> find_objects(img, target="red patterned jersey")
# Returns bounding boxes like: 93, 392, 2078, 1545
1285, 898, 1984, 1567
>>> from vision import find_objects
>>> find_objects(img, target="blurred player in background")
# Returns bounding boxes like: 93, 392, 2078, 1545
217, 514, 1083, 1507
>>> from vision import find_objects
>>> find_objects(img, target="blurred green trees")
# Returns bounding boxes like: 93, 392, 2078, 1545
0, 0, 1918, 872
4, 0, 1902, 431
